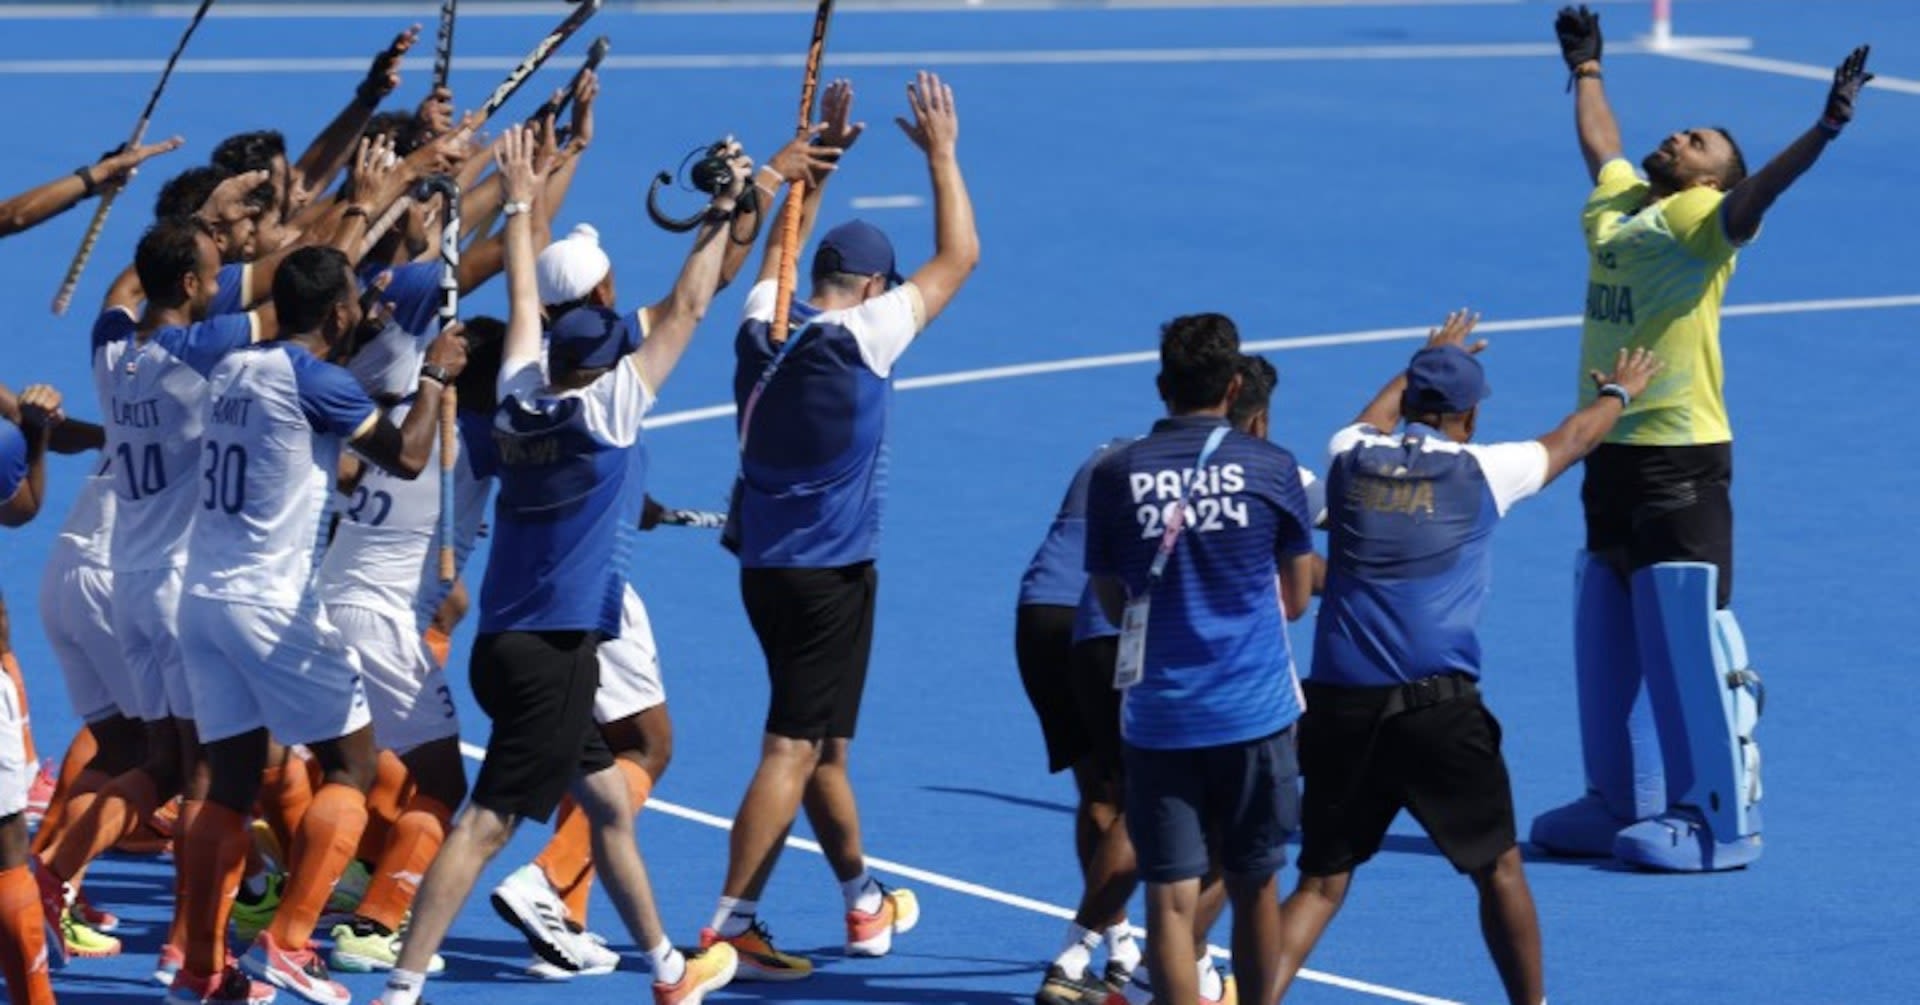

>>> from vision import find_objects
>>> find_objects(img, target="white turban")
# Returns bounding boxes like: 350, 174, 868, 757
536, 223, 612, 306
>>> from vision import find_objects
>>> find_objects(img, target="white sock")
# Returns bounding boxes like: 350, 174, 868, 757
711, 896, 756, 936
1197, 957, 1224, 1001
841, 871, 883, 914
382, 969, 426, 1005
1051, 923, 1098, 979
648, 938, 686, 985
1105, 922, 1141, 973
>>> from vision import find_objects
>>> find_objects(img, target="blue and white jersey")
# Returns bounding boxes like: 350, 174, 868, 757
359, 261, 446, 339
208, 262, 252, 318
347, 262, 451, 399
1085, 416, 1315, 751
477, 351, 654, 637
1311, 422, 1548, 688
318, 397, 447, 615
91, 308, 258, 573
184, 342, 378, 609
731, 279, 925, 569
49, 465, 116, 570
414, 408, 497, 631
1020, 438, 1134, 609
0, 418, 24, 504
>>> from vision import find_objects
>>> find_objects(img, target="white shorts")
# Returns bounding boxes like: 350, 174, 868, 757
113, 566, 193, 722
178, 596, 373, 747
38, 559, 129, 725
595, 588, 665, 724
0, 672, 27, 818
326, 603, 460, 755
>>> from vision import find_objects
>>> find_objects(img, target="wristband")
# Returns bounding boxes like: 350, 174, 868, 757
341, 205, 371, 221
502, 201, 533, 218
75, 167, 98, 198
1597, 383, 1631, 408
420, 364, 452, 387
1565, 66, 1602, 92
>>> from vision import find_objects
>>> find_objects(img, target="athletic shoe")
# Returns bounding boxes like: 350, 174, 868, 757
24, 759, 55, 828
240, 932, 350, 1005
1036, 963, 1109, 1005
57, 906, 121, 959
1101, 970, 1236, 1005
73, 891, 119, 932
30, 861, 71, 968
229, 872, 286, 944
489, 863, 583, 971
154, 943, 185, 986
326, 860, 372, 915
1102, 958, 1136, 995
845, 884, 920, 957
526, 930, 619, 979
699, 919, 811, 982
166, 964, 278, 1004
652, 943, 738, 1005
329, 917, 445, 974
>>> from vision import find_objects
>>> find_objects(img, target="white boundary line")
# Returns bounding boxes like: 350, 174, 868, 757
0, 1, 1545, 21
1653, 48, 1920, 96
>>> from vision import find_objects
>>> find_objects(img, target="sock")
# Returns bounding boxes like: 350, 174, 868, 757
266, 783, 369, 949
182, 801, 251, 977
841, 870, 882, 914
0, 864, 56, 1004
1197, 957, 1224, 1001
1052, 923, 1098, 980
648, 937, 686, 985
355, 794, 453, 932
355, 750, 410, 866
49, 767, 159, 880
1105, 922, 1141, 973
257, 758, 315, 865
165, 798, 203, 953
712, 896, 756, 936
547, 759, 655, 927
382, 967, 426, 1005
2, 653, 34, 767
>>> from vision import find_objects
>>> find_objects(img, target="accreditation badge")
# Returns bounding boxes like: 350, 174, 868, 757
1115, 595, 1150, 690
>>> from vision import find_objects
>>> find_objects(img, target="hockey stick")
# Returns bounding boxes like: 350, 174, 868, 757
657, 509, 727, 529
770, 0, 837, 343
528, 34, 609, 128
416, 174, 461, 583
479, 0, 602, 124
50, 0, 217, 316
433, 0, 458, 93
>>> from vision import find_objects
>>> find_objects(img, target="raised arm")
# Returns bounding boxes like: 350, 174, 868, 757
1537, 347, 1662, 483
1721, 46, 1872, 244
897, 71, 980, 326
1557, 5, 1621, 182
495, 126, 551, 390
1353, 310, 1485, 430
633, 147, 752, 392
742, 79, 857, 289
291, 25, 421, 206
0, 138, 184, 238
0, 385, 62, 527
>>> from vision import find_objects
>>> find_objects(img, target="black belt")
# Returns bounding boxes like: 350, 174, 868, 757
1378, 672, 1479, 720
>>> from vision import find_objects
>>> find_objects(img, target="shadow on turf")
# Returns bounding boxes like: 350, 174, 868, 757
922, 785, 1076, 817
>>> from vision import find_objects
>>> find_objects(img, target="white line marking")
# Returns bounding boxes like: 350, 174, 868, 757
0, 40, 1750, 76
0, 1, 1549, 22
456, 741, 1459, 1003
1655, 48, 1920, 95
849, 194, 926, 210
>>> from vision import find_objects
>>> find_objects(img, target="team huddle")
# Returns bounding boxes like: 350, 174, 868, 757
0, 5, 1875, 1005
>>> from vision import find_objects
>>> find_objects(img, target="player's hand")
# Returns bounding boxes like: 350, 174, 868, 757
348, 134, 408, 211
1822, 45, 1874, 134
16, 385, 63, 434
568, 69, 599, 152
199, 169, 272, 227
817, 79, 865, 155
639, 496, 665, 531
767, 135, 840, 185
1555, 5, 1602, 72
416, 85, 456, 141
1593, 346, 1661, 400
1424, 308, 1487, 354
361, 24, 421, 104
92, 136, 185, 191
424, 321, 470, 379
895, 70, 958, 158
494, 124, 544, 205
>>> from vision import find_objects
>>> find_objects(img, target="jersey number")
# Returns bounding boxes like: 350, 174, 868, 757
1136, 496, 1250, 539
346, 486, 392, 527
115, 442, 167, 500
200, 442, 247, 515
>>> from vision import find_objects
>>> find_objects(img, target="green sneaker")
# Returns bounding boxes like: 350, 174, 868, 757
228, 872, 285, 944
328, 917, 445, 974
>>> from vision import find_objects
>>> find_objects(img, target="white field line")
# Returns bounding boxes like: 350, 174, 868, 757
0, 1, 1561, 22
1653, 48, 1920, 96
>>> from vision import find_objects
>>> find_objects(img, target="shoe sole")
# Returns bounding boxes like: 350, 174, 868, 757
331, 947, 447, 976
527, 958, 616, 980
727, 951, 813, 982
240, 952, 349, 1005
489, 885, 583, 972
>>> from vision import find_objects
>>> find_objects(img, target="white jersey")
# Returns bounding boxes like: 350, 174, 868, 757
49, 467, 116, 570
91, 308, 258, 573
185, 341, 378, 609
319, 399, 445, 614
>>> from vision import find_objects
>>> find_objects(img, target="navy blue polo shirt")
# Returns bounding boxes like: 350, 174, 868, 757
1020, 438, 1133, 609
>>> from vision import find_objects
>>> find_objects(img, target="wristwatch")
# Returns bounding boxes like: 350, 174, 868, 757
502, 201, 532, 218
420, 363, 453, 386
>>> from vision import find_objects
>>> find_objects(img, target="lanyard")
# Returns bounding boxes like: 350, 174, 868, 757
737, 314, 817, 454
1145, 425, 1230, 586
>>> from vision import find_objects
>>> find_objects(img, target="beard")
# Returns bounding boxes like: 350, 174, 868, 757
1643, 149, 1683, 188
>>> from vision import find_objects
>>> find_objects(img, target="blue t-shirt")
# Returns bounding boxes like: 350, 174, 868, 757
1019, 438, 1133, 609
1311, 423, 1548, 687
1085, 416, 1315, 751
360, 261, 446, 338
0, 419, 26, 504
208, 262, 249, 317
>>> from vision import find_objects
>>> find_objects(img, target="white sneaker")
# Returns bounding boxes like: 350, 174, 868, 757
489, 864, 583, 971
526, 930, 619, 980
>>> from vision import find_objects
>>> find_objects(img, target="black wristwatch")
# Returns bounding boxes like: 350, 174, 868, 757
1597, 383, 1631, 407
420, 363, 452, 387
75, 166, 98, 198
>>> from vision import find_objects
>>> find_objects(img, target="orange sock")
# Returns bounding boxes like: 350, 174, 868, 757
257, 758, 314, 864
0, 865, 55, 1005
354, 794, 454, 932
48, 768, 159, 881
545, 759, 654, 927
356, 750, 410, 865
423, 626, 452, 670
180, 800, 249, 978
1, 653, 33, 768
267, 783, 369, 949
165, 798, 203, 954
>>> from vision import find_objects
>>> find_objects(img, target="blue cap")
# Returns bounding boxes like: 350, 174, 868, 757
547, 305, 641, 375
812, 220, 903, 287
1401, 345, 1491, 415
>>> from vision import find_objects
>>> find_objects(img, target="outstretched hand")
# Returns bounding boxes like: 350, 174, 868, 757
1554, 4, 1602, 72
494, 124, 546, 206
1822, 45, 1874, 134
894, 70, 958, 157
767, 133, 841, 185
361, 24, 421, 104
817, 79, 865, 153
1424, 308, 1487, 355
16, 385, 64, 434
93, 137, 185, 192
1592, 346, 1661, 400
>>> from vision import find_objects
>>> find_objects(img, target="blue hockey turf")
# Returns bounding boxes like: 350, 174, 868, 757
1, 1, 1916, 1002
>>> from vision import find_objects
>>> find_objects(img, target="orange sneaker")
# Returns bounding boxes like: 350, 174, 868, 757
698, 919, 811, 981
845, 884, 920, 958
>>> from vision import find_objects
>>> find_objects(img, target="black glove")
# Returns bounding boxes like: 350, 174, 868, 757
1821, 45, 1874, 135
1555, 5, 1602, 73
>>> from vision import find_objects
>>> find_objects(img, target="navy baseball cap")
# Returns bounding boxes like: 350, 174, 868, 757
1401, 345, 1492, 415
812, 220, 903, 287
548, 304, 641, 375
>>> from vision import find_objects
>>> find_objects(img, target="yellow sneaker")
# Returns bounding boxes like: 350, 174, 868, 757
698, 919, 811, 981
846, 884, 919, 958
60, 907, 122, 959
653, 943, 738, 1004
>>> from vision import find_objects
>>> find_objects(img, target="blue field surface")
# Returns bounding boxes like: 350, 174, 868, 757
1, 2, 1916, 1002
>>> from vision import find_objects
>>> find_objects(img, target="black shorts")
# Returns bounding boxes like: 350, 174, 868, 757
742, 562, 877, 741
1297, 678, 1515, 876
1124, 728, 1299, 883
469, 630, 614, 822
1068, 635, 1123, 775
1582, 442, 1733, 607
1015, 604, 1084, 774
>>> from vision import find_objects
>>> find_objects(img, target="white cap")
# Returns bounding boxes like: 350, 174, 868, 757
535, 223, 612, 306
